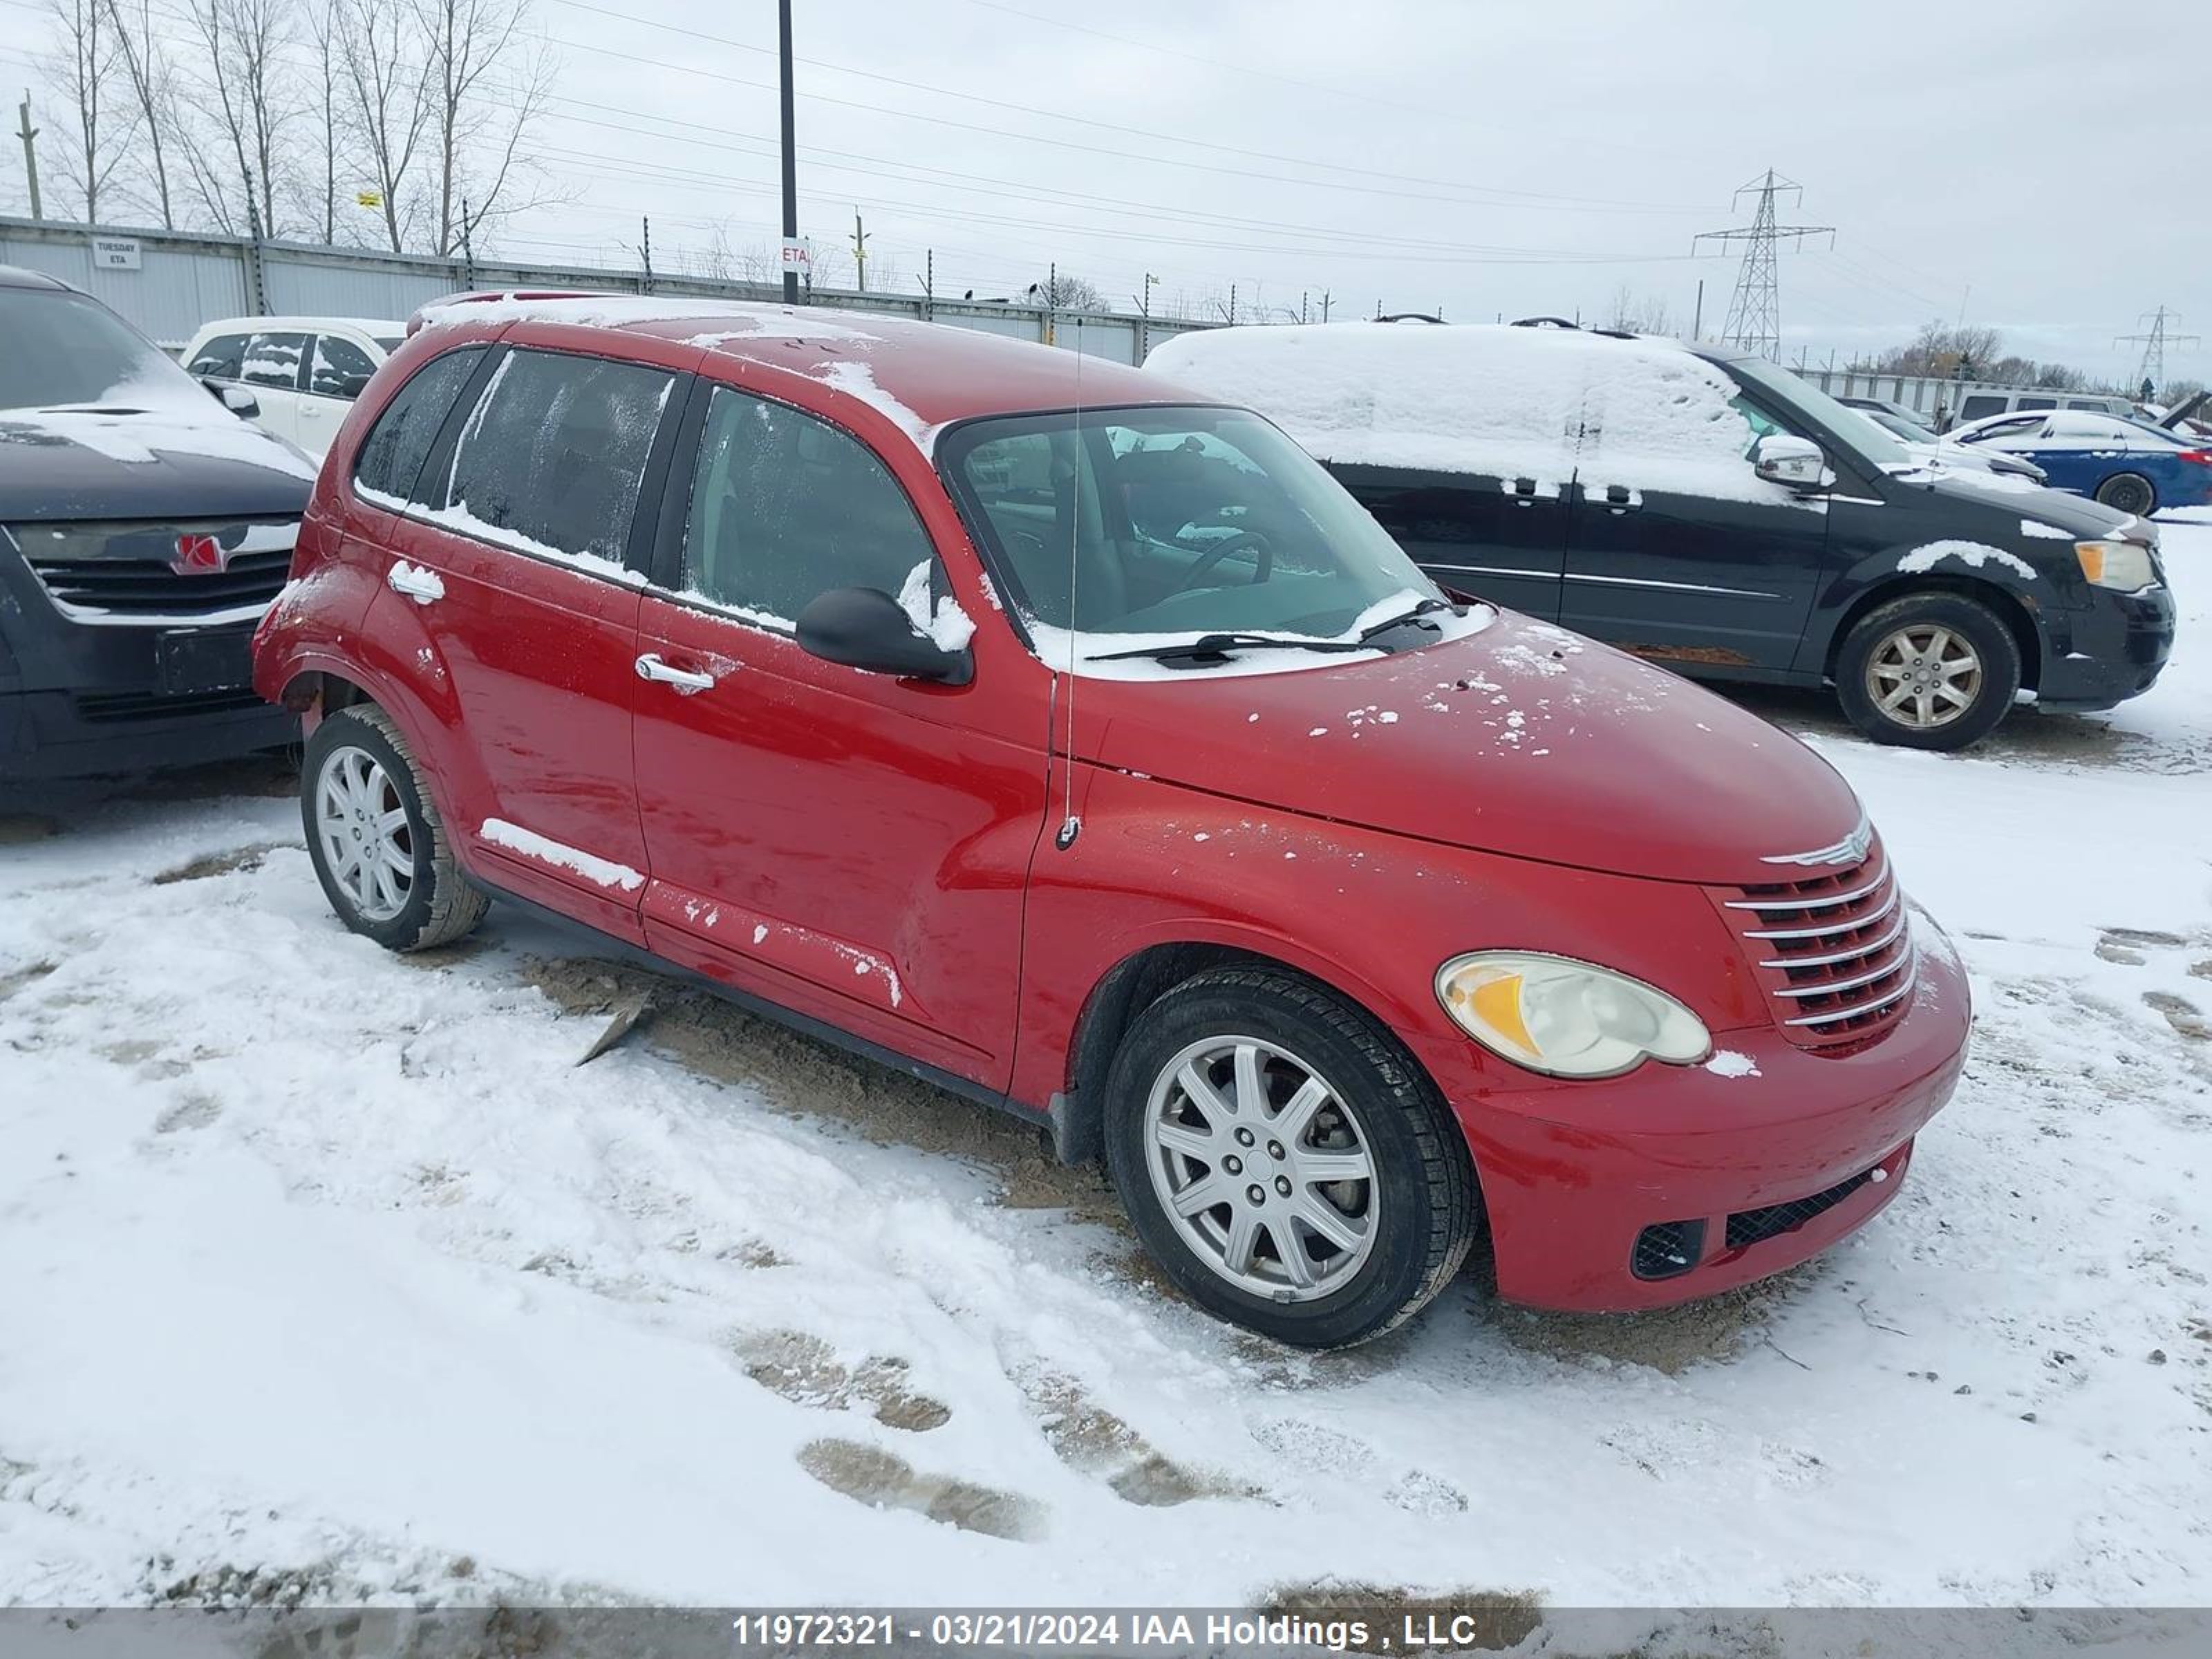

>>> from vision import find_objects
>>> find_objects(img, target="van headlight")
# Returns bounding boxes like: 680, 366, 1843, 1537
1436, 952, 1712, 1078
2074, 539, 2157, 591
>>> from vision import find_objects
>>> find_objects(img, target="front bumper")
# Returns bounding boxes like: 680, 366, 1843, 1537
2038, 583, 2176, 711
0, 683, 297, 780
1402, 921, 1971, 1311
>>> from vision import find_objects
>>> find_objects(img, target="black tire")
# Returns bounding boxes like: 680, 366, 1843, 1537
2095, 472, 2157, 516
1101, 967, 1480, 1349
300, 704, 488, 952
1834, 591, 2023, 752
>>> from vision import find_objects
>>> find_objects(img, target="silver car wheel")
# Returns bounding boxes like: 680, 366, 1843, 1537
315, 744, 415, 923
1142, 1035, 1378, 1302
1866, 624, 1983, 730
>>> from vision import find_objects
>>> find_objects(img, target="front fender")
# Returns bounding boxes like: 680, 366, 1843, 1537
1007, 765, 1764, 1113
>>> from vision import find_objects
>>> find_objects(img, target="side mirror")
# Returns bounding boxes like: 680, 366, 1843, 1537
204, 379, 259, 419
796, 585, 973, 686
1754, 433, 1828, 490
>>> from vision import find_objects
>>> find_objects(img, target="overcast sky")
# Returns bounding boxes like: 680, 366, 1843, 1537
6, 0, 2205, 384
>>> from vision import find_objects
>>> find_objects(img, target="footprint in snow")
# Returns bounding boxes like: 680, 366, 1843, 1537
1015, 1369, 1255, 1508
732, 1329, 951, 1432
796, 1438, 1042, 1541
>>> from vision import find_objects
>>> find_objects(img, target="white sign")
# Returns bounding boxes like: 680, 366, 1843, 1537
89, 235, 142, 271
778, 238, 812, 274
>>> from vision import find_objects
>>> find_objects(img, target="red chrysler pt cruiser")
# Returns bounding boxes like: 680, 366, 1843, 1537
253, 294, 1971, 1347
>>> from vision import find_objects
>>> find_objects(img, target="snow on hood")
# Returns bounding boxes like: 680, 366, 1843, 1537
0, 364, 314, 480
1074, 608, 1864, 885
1146, 323, 1796, 507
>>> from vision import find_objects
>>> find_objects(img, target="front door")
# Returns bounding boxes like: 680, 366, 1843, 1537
370, 344, 682, 941
1559, 382, 1829, 675
1328, 462, 1568, 619
630, 380, 1043, 1089
296, 332, 379, 458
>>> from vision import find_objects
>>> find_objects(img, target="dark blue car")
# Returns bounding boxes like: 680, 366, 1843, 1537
1945, 410, 2212, 516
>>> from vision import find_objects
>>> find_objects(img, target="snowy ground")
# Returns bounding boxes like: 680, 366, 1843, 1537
2, 518, 2208, 1617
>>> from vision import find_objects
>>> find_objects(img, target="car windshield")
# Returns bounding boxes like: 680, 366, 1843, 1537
942, 404, 1448, 646
0, 287, 203, 411
1725, 355, 1914, 470
1868, 409, 1937, 443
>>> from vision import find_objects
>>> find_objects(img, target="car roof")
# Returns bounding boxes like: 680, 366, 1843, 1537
408, 292, 1191, 435
189, 315, 407, 336
0, 263, 74, 292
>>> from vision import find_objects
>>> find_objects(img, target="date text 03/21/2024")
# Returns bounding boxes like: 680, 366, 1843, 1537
726, 1611, 1506, 1651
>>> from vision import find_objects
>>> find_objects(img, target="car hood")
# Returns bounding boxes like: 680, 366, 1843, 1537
1904, 471, 2133, 539
1074, 609, 1866, 885
0, 402, 315, 523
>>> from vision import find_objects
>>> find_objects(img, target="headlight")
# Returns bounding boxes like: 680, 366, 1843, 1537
1436, 952, 1712, 1078
2075, 539, 2157, 591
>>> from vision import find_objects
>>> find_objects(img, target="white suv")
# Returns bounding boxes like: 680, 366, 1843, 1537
181, 315, 405, 458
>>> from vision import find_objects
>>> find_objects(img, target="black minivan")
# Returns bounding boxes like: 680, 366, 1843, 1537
0, 267, 312, 778
1147, 319, 2175, 749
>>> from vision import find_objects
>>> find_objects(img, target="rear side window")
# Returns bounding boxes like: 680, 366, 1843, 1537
1958, 394, 2007, 422
2016, 397, 2056, 411
308, 335, 378, 400
186, 332, 247, 380
241, 330, 309, 391
353, 346, 485, 504
440, 348, 675, 571
681, 384, 935, 624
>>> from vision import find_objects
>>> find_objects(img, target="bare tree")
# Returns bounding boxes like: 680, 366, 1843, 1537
336, 0, 431, 252
43, 0, 134, 221
303, 0, 344, 243
183, 0, 301, 238
103, 0, 178, 227
1606, 285, 1671, 335
1038, 270, 1105, 310
413, 0, 559, 256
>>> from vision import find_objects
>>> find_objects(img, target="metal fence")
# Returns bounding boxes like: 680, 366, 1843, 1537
0, 214, 1211, 365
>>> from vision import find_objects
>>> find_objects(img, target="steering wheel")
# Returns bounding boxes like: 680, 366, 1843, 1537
1171, 529, 1273, 594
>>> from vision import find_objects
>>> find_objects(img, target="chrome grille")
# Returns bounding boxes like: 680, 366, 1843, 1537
1717, 837, 1916, 1051
14, 519, 297, 621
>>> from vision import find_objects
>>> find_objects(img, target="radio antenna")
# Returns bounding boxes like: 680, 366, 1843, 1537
1054, 318, 1085, 852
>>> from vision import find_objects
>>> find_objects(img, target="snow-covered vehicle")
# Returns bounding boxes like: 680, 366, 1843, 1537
1837, 397, 2047, 483
0, 265, 314, 778
182, 314, 407, 459
1148, 321, 2175, 749
1945, 409, 2212, 516
252, 294, 1974, 1347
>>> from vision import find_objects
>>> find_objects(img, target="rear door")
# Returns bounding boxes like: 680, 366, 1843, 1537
1327, 463, 1567, 619
364, 344, 684, 942
1557, 358, 1828, 676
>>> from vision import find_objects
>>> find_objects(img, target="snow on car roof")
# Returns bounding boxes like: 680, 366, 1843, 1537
1147, 321, 1774, 496
409, 292, 1187, 452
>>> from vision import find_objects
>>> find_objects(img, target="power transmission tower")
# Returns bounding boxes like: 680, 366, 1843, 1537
1694, 169, 1833, 362
2115, 307, 2197, 398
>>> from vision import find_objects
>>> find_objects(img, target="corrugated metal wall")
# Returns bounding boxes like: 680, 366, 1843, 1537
0, 215, 1210, 365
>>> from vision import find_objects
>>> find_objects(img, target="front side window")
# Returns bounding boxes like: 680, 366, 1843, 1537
441, 348, 674, 569
945, 405, 1441, 641
354, 346, 485, 503
308, 335, 378, 400
681, 385, 938, 623
186, 333, 247, 381
241, 331, 309, 391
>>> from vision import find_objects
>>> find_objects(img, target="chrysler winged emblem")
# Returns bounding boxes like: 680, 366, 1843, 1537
1761, 814, 1873, 868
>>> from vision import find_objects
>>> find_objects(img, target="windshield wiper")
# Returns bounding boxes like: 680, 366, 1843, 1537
1086, 632, 1368, 667
1353, 595, 1459, 644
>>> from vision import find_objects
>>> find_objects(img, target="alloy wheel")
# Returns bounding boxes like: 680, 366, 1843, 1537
1142, 1035, 1378, 1301
315, 744, 415, 922
1865, 624, 1983, 731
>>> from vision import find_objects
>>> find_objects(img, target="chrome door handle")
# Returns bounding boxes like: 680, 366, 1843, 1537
635, 653, 716, 695
386, 563, 442, 603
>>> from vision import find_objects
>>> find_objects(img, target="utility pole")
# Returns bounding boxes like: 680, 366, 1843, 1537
1320, 290, 1331, 323
1694, 169, 1833, 362
1228, 282, 1236, 326
1692, 277, 1703, 340
639, 216, 654, 294
920, 248, 933, 320
778, 0, 798, 305
2116, 306, 2197, 399
15, 91, 39, 221
1134, 272, 1155, 362
460, 196, 475, 290
850, 209, 868, 293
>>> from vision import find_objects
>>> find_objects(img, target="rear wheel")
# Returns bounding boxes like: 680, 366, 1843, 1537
301, 705, 487, 952
2095, 472, 2156, 516
1835, 592, 2021, 751
1102, 967, 1479, 1348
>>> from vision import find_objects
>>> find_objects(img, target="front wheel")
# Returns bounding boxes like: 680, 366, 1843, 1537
1103, 968, 1480, 1348
1834, 592, 2023, 751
